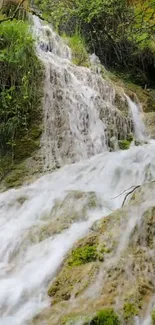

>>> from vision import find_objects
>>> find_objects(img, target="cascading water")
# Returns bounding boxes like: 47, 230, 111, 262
126, 95, 148, 142
32, 16, 133, 171
1, 144, 155, 325
0, 16, 155, 325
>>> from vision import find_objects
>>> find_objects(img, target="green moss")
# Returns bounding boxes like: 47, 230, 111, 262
99, 244, 111, 254
123, 302, 138, 320
63, 34, 89, 67
151, 310, 155, 325
61, 314, 92, 325
68, 244, 98, 266
90, 308, 120, 325
87, 192, 98, 209
118, 140, 130, 150
4, 164, 28, 188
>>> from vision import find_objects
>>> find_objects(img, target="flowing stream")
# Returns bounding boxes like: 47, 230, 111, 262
0, 16, 155, 325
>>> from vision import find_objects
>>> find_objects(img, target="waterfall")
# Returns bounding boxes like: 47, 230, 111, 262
1, 144, 155, 324
0, 16, 155, 325
126, 95, 148, 142
32, 16, 132, 171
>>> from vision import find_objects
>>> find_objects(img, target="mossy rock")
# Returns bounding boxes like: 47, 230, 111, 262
123, 302, 139, 320
90, 308, 120, 325
4, 164, 28, 188
144, 112, 155, 138
33, 182, 155, 325
48, 262, 99, 304
25, 192, 101, 244
151, 309, 155, 325
62, 314, 92, 325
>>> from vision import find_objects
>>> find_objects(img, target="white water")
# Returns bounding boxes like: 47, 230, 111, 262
126, 95, 148, 142
0, 16, 155, 325
32, 16, 132, 171
1, 143, 155, 324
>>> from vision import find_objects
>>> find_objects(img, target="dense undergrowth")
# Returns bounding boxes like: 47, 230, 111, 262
34, 0, 155, 87
0, 7, 43, 183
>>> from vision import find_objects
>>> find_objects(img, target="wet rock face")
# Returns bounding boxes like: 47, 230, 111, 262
144, 112, 155, 138
33, 18, 133, 172
31, 182, 155, 325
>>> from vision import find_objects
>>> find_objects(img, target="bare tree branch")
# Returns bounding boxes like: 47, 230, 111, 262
121, 179, 155, 207
122, 185, 140, 206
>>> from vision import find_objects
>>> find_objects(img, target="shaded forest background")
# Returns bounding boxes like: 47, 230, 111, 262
33, 0, 155, 87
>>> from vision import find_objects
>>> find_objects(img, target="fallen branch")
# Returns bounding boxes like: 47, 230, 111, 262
111, 185, 136, 200
122, 179, 155, 207
112, 179, 155, 208
122, 185, 140, 207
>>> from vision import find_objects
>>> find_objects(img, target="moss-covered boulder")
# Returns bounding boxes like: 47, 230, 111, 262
30, 181, 155, 325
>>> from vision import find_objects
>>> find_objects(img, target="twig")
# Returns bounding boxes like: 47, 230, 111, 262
111, 185, 136, 200
122, 185, 140, 207
122, 179, 155, 207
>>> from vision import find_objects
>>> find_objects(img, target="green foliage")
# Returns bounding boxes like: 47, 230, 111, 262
118, 140, 130, 150
90, 308, 120, 325
63, 34, 89, 66
123, 302, 138, 320
35, 0, 155, 86
0, 19, 43, 170
68, 244, 98, 266
151, 309, 155, 325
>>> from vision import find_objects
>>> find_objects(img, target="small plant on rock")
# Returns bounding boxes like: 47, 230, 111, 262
67, 244, 98, 266
118, 140, 130, 150
90, 308, 120, 325
123, 302, 138, 320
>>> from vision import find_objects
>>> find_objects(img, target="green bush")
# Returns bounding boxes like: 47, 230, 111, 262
68, 244, 98, 266
34, 0, 155, 87
90, 308, 120, 325
0, 19, 43, 166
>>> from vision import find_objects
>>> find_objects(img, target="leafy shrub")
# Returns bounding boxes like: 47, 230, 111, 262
90, 308, 120, 325
0, 19, 43, 163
